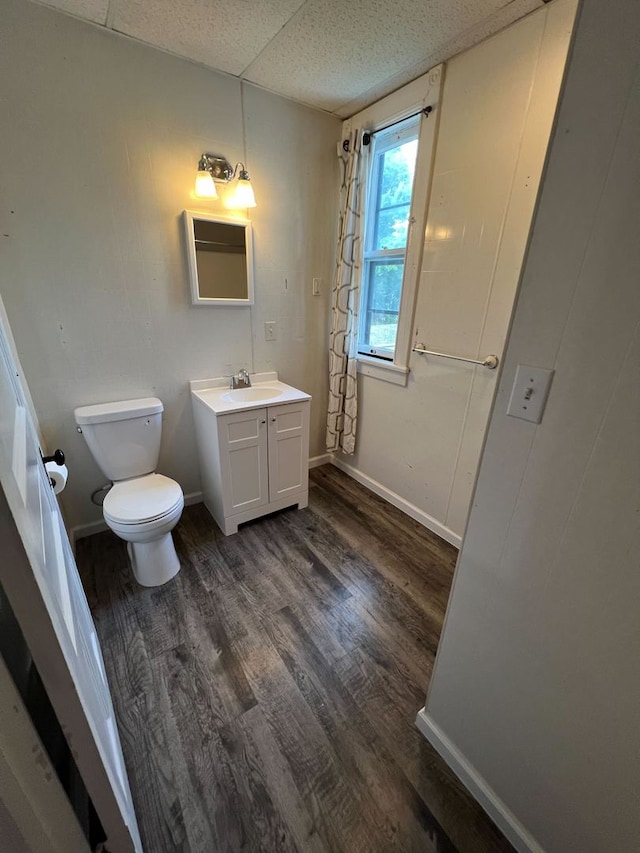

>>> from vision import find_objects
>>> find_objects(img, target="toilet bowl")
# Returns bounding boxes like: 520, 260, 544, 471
103, 473, 184, 586
74, 397, 184, 587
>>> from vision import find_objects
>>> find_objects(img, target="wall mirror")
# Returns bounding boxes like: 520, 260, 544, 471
183, 210, 254, 306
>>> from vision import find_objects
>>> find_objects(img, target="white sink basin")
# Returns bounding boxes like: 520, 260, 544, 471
190, 373, 311, 416
221, 386, 284, 403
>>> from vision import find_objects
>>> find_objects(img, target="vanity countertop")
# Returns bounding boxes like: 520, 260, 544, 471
190, 372, 311, 416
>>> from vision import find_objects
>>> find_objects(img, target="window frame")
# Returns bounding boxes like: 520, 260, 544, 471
344, 64, 443, 386
357, 117, 420, 362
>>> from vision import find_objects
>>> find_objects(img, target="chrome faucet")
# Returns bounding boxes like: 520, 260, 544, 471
231, 368, 251, 389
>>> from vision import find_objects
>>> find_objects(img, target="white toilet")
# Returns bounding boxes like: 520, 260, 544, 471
74, 397, 184, 587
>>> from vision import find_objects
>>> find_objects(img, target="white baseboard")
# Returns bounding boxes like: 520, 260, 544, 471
415, 709, 542, 853
330, 456, 462, 548
183, 490, 203, 507
309, 453, 332, 469
70, 518, 109, 546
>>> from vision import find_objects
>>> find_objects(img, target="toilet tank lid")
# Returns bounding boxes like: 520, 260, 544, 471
74, 397, 163, 425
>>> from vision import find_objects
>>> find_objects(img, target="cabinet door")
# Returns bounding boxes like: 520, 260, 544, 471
218, 408, 269, 516
267, 402, 310, 502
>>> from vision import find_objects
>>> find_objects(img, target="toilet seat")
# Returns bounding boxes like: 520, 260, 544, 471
104, 473, 183, 526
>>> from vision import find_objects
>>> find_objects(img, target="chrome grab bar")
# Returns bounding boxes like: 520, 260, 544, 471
412, 344, 499, 370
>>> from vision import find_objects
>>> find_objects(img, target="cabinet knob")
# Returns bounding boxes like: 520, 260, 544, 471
260, 419, 266, 424
271, 417, 276, 422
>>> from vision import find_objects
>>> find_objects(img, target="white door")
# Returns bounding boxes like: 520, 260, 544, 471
218, 407, 269, 515
267, 402, 310, 502
0, 297, 141, 853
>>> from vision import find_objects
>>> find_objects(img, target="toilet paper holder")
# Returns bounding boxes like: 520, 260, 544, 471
41, 448, 67, 490
40, 448, 69, 495
42, 449, 65, 467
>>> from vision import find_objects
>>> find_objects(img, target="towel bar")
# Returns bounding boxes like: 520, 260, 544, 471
412, 344, 499, 370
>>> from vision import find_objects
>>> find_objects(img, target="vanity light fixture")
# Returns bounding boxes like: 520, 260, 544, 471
224, 164, 256, 209
194, 167, 218, 199
194, 153, 257, 208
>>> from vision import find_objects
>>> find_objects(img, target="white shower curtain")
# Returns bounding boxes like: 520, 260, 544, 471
326, 129, 365, 455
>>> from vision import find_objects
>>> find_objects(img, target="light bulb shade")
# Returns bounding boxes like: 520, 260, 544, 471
194, 170, 218, 198
225, 177, 256, 209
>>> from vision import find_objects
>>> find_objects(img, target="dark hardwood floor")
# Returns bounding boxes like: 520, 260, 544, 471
77, 465, 513, 853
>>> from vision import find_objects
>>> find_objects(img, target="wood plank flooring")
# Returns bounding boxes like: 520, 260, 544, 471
77, 465, 513, 853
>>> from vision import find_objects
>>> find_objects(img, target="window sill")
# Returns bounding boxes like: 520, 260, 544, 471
356, 355, 410, 386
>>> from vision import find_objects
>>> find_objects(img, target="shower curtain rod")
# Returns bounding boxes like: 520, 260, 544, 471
342, 105, 433, 151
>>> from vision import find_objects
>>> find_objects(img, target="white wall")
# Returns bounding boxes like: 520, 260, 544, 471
0, 0, 339, 532
419, 0, 640, 849
336, 0, 576, 546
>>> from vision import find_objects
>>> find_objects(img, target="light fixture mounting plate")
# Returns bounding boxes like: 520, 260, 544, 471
199, 153, 234, 182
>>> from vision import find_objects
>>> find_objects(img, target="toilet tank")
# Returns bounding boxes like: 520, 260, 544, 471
74, 397, 164, 482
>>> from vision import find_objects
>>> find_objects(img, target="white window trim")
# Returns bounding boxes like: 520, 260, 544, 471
343, 63, 444, 387
357, 354, 410, 385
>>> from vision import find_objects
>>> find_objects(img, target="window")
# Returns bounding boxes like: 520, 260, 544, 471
358, 117, 420, 361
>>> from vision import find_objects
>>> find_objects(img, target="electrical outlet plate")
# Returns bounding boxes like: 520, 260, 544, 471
507, 364, 554, 424
264, 321, 277, 341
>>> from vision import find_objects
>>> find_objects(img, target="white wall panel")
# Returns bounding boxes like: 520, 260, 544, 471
0, 0, 339, 531
337, 0, 576, 544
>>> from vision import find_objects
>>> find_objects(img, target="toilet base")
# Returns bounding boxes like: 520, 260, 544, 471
127, 533, 180, 587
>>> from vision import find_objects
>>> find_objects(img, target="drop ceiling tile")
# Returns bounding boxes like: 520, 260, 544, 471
35, 0, 109, 24
111, 0, 307, 76
333, 0, 543, 117
242, 0, 513, 113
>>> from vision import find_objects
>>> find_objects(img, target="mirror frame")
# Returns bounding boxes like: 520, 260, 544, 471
183, 210, 255, 307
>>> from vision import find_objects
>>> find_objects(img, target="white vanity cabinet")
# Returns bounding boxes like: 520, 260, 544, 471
191, 376, 311, 535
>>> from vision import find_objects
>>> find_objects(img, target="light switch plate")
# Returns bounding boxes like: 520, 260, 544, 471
312, 278, 321, 296
507, 364, 554, 423
264, 321, 277, 341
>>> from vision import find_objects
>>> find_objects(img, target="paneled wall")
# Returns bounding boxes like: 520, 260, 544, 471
336, 0, 576, 545
0, 0, 339, 533
420, 0, 640, 848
